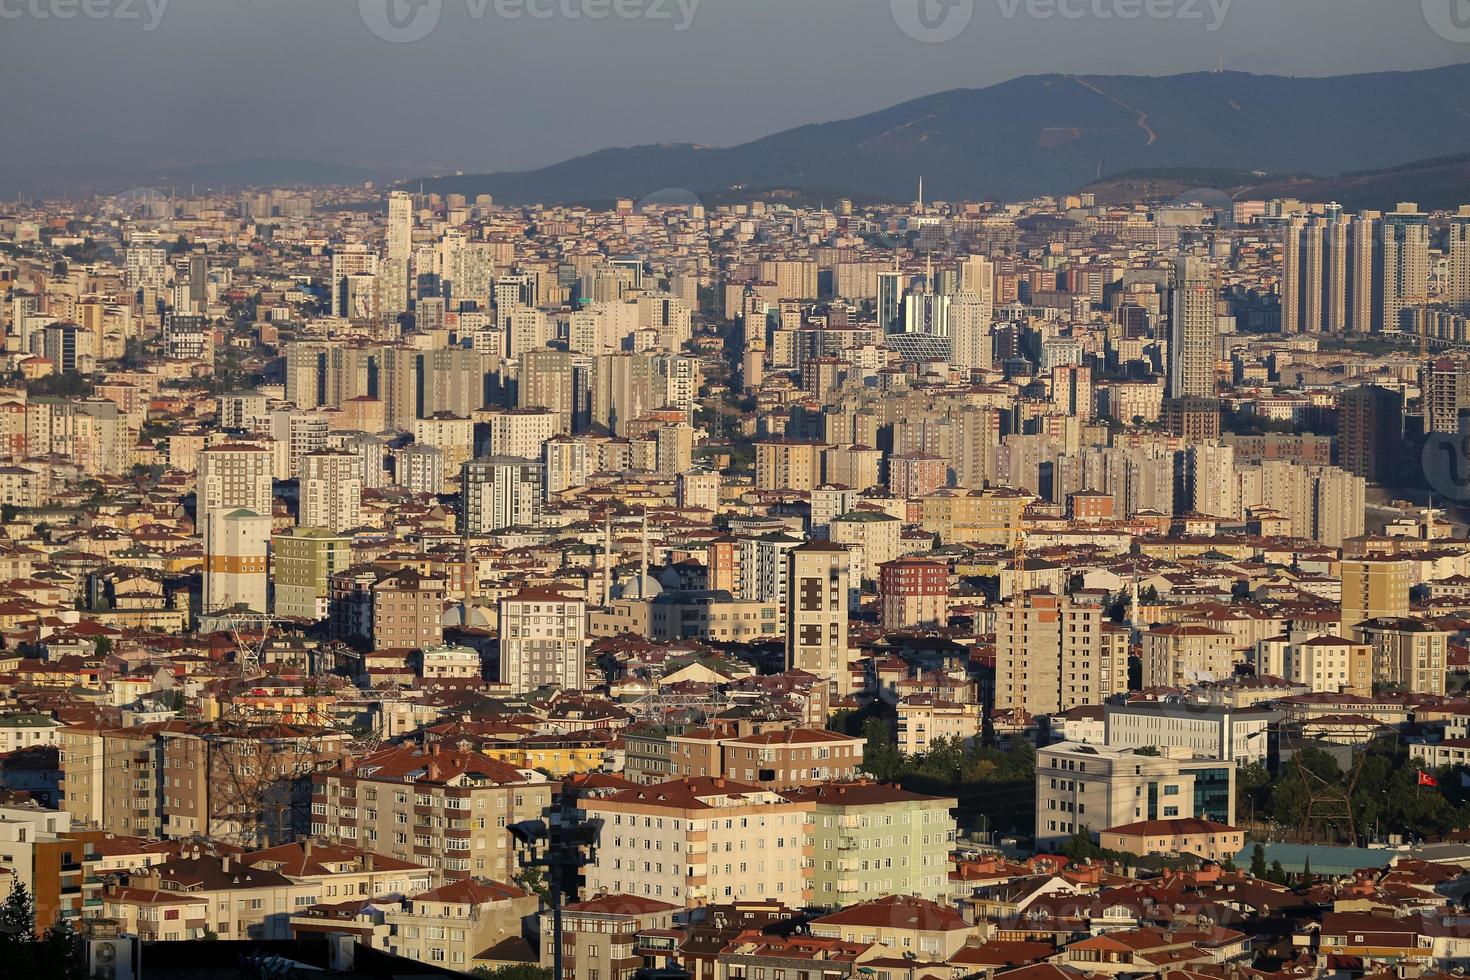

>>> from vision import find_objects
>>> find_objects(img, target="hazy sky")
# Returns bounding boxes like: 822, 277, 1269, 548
2, 0, 1467, 175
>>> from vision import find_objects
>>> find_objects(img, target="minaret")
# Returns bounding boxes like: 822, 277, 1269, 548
602, 510, 613, 606
917, 176, 924, 212
639, 507, 649, 600
1129, 572, 1141, 639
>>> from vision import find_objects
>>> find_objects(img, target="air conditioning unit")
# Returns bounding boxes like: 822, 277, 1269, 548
86, 936, 140, 980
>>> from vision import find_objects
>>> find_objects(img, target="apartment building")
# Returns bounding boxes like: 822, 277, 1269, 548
582, 777, 811, 908
996, 591, 1127, 715
311, 746, 553, 880
895, 696, 984, 755
785, 542, 852, 695
371, 567, 446, 651
1280, 634, 1374, 696
785, 783, 956, 909
540, 894, 681, 980
809, 895, 978, 959
879, 557, 949, 631
1352, 617, 1449, 695
623, 727, 862, 789
1142, 624, 1235, 688
717, 729, 863, 788
103, 843, 436, 942
1340, 557, 1411, 630
497, 585, 588, 693
386, 878, 535, 972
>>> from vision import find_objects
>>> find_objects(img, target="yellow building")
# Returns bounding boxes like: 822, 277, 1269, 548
919, 487, 1031, 546
480, 736, 610, 777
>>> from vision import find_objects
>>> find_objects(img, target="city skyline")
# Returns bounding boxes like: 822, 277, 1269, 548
1, 0, 1468, 179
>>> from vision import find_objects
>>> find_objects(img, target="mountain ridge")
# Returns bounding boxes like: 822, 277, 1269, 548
404, 64, 1470, 205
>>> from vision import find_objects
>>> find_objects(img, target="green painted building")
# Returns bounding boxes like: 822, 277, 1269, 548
272, 526, 353, 621
787, 782, 957, 909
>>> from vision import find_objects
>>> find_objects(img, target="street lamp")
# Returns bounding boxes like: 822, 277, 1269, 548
509, 789, 604, 980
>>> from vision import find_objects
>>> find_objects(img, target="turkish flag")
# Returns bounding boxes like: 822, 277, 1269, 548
1419, 771, 1440, 788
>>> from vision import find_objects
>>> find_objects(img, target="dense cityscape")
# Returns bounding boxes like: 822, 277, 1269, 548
7, 5, 1470, 980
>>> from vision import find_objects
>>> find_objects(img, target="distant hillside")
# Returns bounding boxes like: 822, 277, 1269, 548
0, 158, 405, 200
407, 64, 1470, 205
1237, 152, 1470, 211
1084, 151, 1470, 212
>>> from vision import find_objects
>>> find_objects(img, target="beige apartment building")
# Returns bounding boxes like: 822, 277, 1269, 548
1142, 623, 1235, 688
895, 696, 984, 755
594, 591, 780, 643
311, 746, 553, 881
919, 487, 1031, 546
371, 567, 446, 651
755, 439, 825, 491
809, 895, 977, 959
828, 511, 900, 583
104, 844, 436, 942
386, 878, 535, 972
785, 542, 852, 695
1340, 557, 1412, 630
497, 585, 588, 693
622, 727, 861, 789
718, 729, 863, 787
540, 894, 681, 980
582, 777, 811, 908
1280, 634, 1374, 696
1352, 617, 1449, 695
995, 591, 1128, 715
59, 721, 167, 836
61, 720, 352, 847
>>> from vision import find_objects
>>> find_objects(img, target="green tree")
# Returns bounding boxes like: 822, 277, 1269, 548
1249, 842, 1268, 879
1059, 828, 1103, 862
1268, 859, 1288, 885
859, 717, 902, 782
513, 865, 550, 903
36, 919, 85, 980
1237, 761, 1272, 826
0, 881, 36, 972
470, 967, 553, 980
